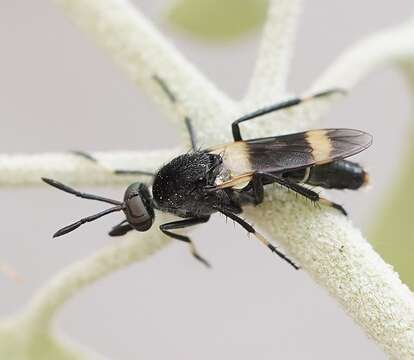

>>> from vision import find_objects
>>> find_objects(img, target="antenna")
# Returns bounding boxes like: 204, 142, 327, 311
42, 178, 124, 238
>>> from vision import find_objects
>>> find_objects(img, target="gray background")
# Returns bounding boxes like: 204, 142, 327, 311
0, 1, 412, 359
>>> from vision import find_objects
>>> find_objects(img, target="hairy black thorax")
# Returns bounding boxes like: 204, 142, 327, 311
152, 151, 225, 217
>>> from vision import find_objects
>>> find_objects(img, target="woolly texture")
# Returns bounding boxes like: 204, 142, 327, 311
245, 193, 414, 359
246, 0, 302, 102
0, 150, 174, 186
21, 216, 171, 330
53, 0, 234, 147
1, 1, 414, 359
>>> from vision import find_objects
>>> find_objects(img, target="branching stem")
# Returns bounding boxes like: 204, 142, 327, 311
2, 1, 414, 359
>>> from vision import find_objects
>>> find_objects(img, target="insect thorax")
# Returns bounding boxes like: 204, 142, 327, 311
152, 151, 222, 216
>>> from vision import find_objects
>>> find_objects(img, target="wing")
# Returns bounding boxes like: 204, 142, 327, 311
207, 129, 372, 189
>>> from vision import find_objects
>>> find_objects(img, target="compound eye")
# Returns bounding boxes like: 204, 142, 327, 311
124, 183, 154, 232
127, 194, 147, 217
125, 194, 153, 231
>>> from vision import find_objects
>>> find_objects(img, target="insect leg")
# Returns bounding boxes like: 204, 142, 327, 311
237, 175, 264, 205
259, 173, 347, 216
153, 75, 197, 150
53, 205, 124, 238
232, 88, 346, 141
71, 150, 97, 162
71, 151, 155, 177
250, 175, 264, 205
113, 169, 155, 176
108, 220, 134, 237
184, 117, 197, 150
42, 177, 122, 206
159, 217, 211, 267
214, 207, 299, 270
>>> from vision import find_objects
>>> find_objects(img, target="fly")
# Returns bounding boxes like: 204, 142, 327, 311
42, 76, 372, 269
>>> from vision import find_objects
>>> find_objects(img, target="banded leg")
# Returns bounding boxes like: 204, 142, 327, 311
159, 217, 210, 267
71, 151, 155, 177
109, 220, 133, 237
153, 75, 197, 150
215, 207, 299, 270
259, 173, 347, 216
232, 88, 346, 141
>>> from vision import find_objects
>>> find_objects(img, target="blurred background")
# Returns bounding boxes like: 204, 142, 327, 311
0, 1, 413, 359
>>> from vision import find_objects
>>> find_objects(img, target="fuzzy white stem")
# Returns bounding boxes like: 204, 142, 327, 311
19, 216, 170, 332
238, 14, 414, 359
246, 0, 302, 103
302, 15, 414, 126
313, 18, 414, 91
0, 150, 175, 186
52, 0, 234, 146
242, 14, 414, 139
3, 1, 414, 359
244, 191, 414, 359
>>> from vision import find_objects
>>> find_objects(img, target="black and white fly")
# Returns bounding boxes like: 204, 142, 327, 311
42, 77, 372, 269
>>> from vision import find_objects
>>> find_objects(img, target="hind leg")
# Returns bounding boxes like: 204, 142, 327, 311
259, 173, 347, 216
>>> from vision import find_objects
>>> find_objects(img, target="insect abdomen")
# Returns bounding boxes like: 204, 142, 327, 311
285, 160, 369, 190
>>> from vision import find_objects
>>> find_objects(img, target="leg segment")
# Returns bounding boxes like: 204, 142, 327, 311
250, 175, 264, 205
71, 151, 155, 177
232, 88, 346, 141
215, 207, 299, 270
238, 175, 264, 206
159, 217, 211, 267
113, 169, 155, 176
108, 220, 134, 237
185, 117, 197, 150
153, 75, 197, 150
259, 173, 347, 216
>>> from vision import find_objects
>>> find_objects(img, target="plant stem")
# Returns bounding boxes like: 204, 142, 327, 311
19, 217, 170, 331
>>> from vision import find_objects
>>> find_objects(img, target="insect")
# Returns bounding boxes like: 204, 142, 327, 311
42, 76, 372, 269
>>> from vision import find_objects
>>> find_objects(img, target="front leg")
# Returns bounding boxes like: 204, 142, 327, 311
108, 220, 134, 237
160, 217, 210, 267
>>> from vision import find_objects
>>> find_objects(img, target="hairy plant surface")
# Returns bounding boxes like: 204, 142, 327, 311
1, 1, 414, 359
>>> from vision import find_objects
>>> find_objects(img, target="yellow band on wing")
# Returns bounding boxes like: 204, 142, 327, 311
306, 130, 332, 164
